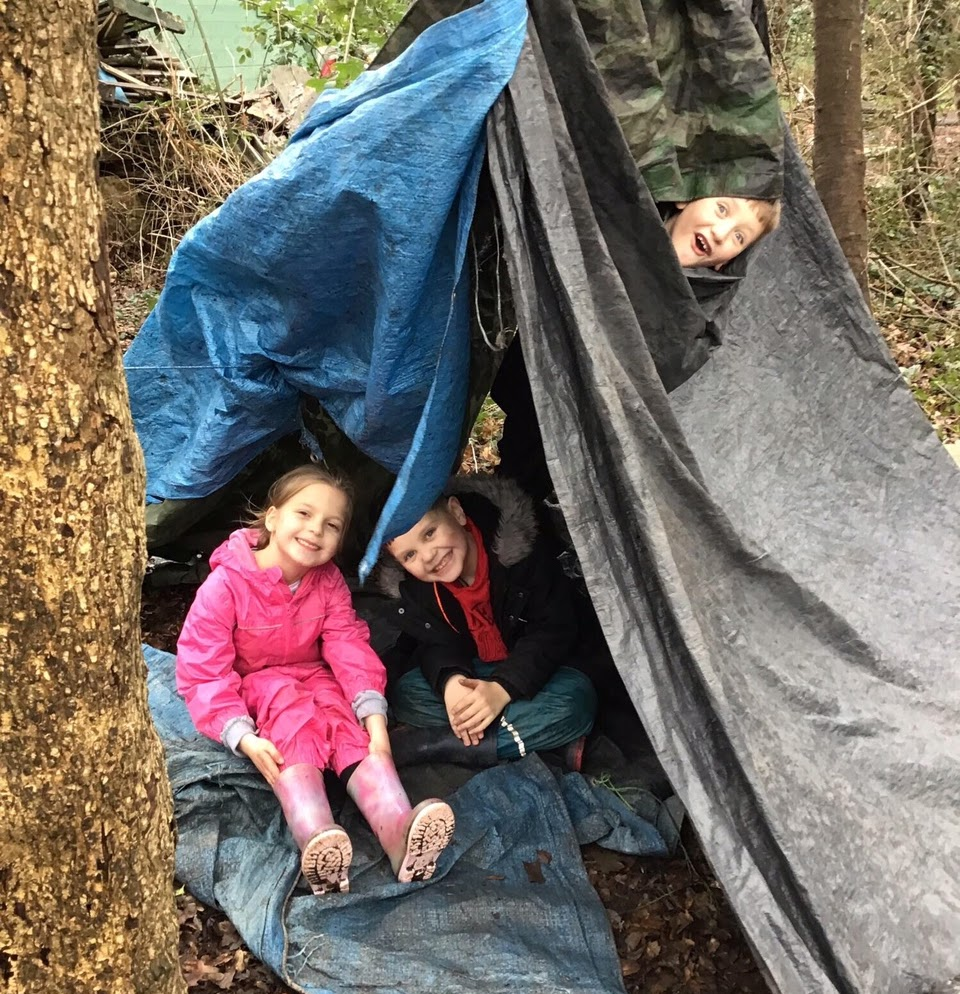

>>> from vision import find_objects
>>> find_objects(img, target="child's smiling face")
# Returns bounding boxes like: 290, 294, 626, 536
257, 482, 348, 582
666, 197, 764, 269
388, 498, 476, 585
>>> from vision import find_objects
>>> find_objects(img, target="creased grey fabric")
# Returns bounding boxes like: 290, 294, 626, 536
486, 4, 960, 990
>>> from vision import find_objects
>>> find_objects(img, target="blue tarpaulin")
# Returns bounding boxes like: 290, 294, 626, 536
145, 644, 673, 994
124, 0, 527, 574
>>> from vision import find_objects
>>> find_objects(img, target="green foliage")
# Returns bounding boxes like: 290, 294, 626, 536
237, 0, 408, 86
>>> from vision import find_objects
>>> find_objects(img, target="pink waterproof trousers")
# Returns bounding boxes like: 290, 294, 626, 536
241, 664, 370, 774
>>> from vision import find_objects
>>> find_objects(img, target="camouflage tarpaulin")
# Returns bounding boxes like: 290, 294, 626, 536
380, 0, 784, 202
576, 0, 783, 200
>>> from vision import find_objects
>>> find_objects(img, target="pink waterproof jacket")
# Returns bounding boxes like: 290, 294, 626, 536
176, 528, 386, 747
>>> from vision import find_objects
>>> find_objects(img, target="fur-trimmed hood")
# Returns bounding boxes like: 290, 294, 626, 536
375, 475, 538, 599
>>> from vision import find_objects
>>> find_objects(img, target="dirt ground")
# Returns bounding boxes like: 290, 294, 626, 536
142, 585, 767, 994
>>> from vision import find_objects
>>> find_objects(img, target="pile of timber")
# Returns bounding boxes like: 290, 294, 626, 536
98, 0, 198, 101
97, 0, 319, 148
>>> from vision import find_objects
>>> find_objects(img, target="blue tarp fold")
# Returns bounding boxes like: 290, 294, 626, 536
124, 0, 527, 572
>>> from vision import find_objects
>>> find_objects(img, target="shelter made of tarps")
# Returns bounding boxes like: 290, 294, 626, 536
125, 0, 960, 992
124, 0, 528, 572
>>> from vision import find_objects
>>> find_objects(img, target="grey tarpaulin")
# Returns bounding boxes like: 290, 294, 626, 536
485, 1, 960, 993
145, 645, 672, 994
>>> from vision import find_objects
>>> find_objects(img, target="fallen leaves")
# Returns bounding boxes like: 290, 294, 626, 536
882, 320, 960, 442
522, 848, 553, 884
177, 890, 292, 992
140, 585, 197, 653
583, 843, 767, 994
459, 402, 504, 475
523, 860, 545, 884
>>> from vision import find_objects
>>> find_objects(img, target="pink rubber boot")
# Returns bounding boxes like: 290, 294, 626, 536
273, 764, 352, 896
346, 753, 455, 883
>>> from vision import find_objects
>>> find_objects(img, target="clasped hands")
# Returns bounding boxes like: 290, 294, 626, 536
443, 675, 512, 747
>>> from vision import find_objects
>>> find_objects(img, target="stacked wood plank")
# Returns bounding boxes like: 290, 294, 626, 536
98, 0, 198, 101
97, 0, 319, 147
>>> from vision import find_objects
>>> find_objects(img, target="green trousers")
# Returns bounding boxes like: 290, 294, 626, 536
391, 663, 597, 759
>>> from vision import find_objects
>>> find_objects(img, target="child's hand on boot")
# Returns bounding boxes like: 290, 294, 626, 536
443, 676, 483, 747
239, 733, 284, 786
451, 678, 512, 739
364, 713, 392, 756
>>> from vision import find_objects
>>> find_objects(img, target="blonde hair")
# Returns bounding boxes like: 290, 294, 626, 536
246, 464, 354, 551
743, 197, 782, 237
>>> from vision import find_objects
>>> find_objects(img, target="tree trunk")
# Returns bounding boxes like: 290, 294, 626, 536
903, 0, 947, 223
0, 6, 185, 994
812, 0, 870, 300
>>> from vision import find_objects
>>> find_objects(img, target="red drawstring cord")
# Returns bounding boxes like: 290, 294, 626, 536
433, 583, 460, 633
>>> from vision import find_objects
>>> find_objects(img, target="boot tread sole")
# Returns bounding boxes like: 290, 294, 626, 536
398, 802, 455, 884
302, 827, 352, 896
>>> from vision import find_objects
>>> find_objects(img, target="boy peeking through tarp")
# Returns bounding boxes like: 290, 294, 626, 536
489, 192, 783, 504
664, 195, 780, 270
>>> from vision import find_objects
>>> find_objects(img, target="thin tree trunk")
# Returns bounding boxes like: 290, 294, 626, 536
812, 0, 870, 300
903, 0, 946, 223
0, 5, 185, 993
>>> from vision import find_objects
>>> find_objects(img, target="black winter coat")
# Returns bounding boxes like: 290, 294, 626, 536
377, 476, 579, 701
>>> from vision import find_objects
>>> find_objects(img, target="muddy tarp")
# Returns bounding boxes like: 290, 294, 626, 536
482, 1, 960, 992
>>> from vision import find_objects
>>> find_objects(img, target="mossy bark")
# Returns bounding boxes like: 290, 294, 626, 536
0, 4, 185, 992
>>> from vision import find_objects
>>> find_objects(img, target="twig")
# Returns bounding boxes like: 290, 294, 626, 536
185, 0, 230, 121
934, 379, 960, 406
875, 253, 959, 292
891, 77, 960, 121
632, 885, 688, 914
768, 24, 797, 115
873, 257, 960, 329
343, 0, 361, 61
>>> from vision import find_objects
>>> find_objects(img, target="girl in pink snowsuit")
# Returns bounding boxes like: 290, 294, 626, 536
177, 465, 455, 895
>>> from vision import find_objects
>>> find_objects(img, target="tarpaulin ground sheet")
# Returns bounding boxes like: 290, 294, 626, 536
145, 645, 672, 994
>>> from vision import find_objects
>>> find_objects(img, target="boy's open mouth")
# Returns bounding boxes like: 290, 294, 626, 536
431, 551, 452, 575
694, 232, 710, 256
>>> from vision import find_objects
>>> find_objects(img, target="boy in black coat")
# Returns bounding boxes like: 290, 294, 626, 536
378, 475, 597, 764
